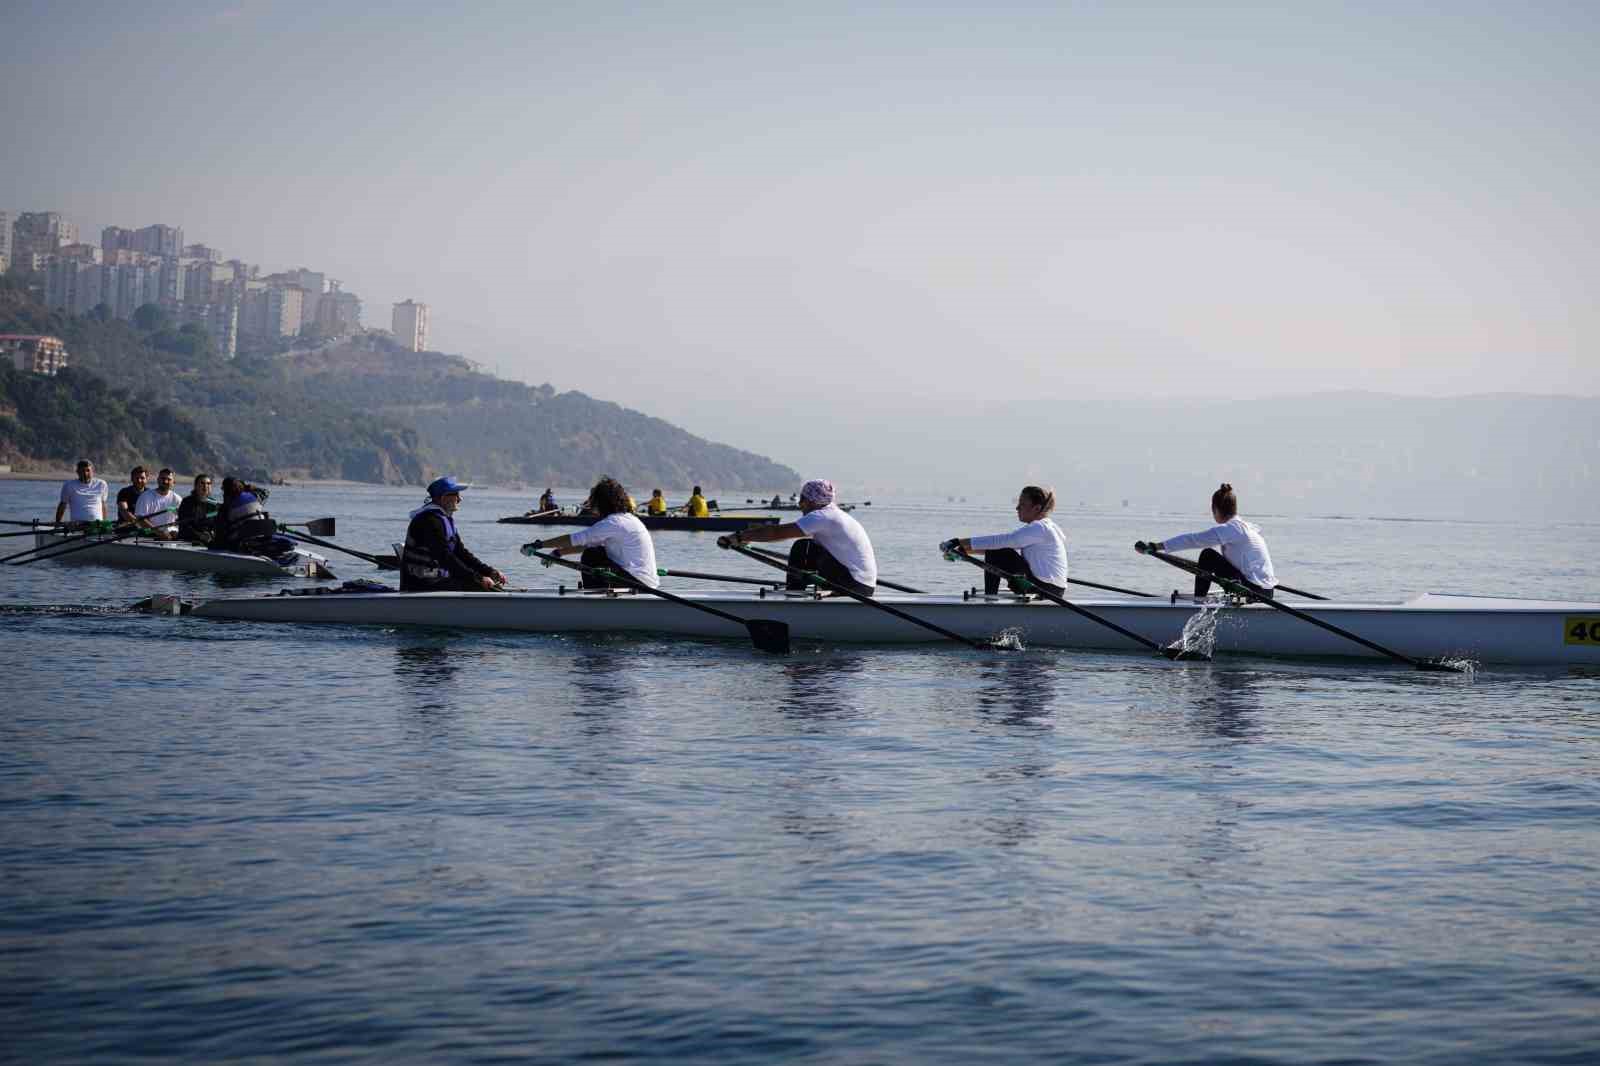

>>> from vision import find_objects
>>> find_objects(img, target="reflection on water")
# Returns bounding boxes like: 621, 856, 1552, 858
393, 641, 462, 716
974, 653, 1062, 728
777, 653, 868, 721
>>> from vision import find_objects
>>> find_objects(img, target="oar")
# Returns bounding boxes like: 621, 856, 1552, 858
520, 508, 558, 519
659, 567, 783, 588
0, 526, 71, 539
1136, 543, 1463, 671
945, 546, 1205, 661
279, 528, 398, 570
720, 539, 1003, 651
7, 523, 149, 566
522, 542, 791, 654
738, 543, 925, 594
1275, 582, 1327, 601
0, 511, 173, 564
280, 517, 336, 536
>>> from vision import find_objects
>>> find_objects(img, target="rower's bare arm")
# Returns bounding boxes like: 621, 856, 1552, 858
54, 501, 67, 523
542, 533, 578, 554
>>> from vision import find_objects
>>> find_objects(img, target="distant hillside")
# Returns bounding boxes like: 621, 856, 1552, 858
278, 336, 799, 489
0, 279, 797, 489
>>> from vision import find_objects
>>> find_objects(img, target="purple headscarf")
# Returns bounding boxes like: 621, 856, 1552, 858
799, 479, 835, 507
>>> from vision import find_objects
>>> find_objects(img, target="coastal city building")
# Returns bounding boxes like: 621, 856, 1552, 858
12, 212, 77, 266
317, 281, 361, 335
0, 334, 69, 376
0, 210, 12, 271
179, 300, 238, 359
239, 285, 304, 342
392, 299, 429, 352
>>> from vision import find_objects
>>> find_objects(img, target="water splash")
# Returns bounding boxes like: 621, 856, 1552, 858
1173, 603, 1221, 659
990, 627, 1026, 651
1433, 657, 1479, 678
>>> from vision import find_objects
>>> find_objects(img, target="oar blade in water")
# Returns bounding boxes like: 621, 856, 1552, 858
1161, 645, 1212, 662
745, 619, 791, 654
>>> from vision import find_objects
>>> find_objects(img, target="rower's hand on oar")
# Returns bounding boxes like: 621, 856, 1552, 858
716, 535, 736, 550
1134, 540, 1163, 554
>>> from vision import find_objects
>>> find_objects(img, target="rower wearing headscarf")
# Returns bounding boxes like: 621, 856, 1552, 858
401, 476, 507, 592
723, 478, 877, 596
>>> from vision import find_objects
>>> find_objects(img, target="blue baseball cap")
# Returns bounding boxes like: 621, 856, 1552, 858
427, 476, 468, 498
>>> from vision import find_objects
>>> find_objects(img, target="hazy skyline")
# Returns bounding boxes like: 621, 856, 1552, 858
4, 0, 1595, 483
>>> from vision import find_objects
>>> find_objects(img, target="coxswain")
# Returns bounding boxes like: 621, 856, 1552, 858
177, 474, 216, 544
400, 476, 507, 592
1136, 482, 1277, 601
685, 485, 709, 518
212, 478, 291, 556
133, 468, 183, 540
646, 488, 668, 516
940, 485, 1068, 596
722, 478, 876, 596
55, 459, 109, 526
115, 466, 148, 526
532, 476, 659, 590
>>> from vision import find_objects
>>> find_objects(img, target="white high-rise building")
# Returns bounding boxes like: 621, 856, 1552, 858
392, 299, 429, 352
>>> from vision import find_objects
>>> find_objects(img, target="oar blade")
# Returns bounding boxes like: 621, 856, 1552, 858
374, 554, 400, 571
1162, 646, 1212, 662
304, 517, 336, 537
745, 619, 791, 654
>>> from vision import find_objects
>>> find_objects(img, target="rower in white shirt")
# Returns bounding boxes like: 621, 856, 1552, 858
133, 468, 183, 540
55, 459, 109, 526
941, 485, 1069, 596
723, 479, 877, 597
536, 476, 660, 589
1136, 482, 1277, 601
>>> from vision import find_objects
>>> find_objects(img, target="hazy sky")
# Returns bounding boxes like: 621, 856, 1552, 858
4, 0, 1595, 479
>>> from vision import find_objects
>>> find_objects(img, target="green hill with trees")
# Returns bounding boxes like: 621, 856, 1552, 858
0, 278, 797, 488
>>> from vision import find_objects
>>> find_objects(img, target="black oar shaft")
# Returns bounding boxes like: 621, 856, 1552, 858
282, 529, 385, 566
949, 549, 1174, 655
661, 568, 781, 587
740, 543, 924, 593
725, 542, 993, 650
1067, 576, 1154, 598
525, 545, 789, 653
8, 526, 146, 565
1143, 547, 1450, 670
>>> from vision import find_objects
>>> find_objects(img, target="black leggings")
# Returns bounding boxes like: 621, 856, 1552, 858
578, 547, 628, 589
1194, 548, 1274, 599
981, 548, 1066, 597
787, 540, 874, 597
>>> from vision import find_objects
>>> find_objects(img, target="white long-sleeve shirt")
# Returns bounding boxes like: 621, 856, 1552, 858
1161, 517, 1277, 589
969, 517, 1069, 588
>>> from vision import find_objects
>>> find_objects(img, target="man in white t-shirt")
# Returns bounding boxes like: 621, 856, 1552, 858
55, 459, 110, 525
134, 468, 183, 540
535, 476, 660, 589
723, 478, 876, 596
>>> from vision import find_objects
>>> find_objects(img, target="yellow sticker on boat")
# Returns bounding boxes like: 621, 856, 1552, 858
1565, 617, 1600, 646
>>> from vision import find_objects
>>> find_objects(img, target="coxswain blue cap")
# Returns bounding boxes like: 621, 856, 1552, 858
427, 476, 468, 498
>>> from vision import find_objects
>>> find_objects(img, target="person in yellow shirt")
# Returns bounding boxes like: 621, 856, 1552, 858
685, 486, 709, 518
646, 488, 668, 516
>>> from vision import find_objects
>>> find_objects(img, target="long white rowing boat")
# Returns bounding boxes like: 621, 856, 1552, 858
186, 586, 1600, 666
31, 529, 335, 579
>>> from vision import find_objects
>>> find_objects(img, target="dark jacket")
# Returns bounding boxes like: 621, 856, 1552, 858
177, 494, 216, 543
401, 505, 494, 591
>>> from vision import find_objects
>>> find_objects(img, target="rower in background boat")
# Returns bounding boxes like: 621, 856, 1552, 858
724, 478, 877, 597
533, 476, 659, 590
401, 476, 508, 592
212, 478, 295, 558
940, 485, 1069, 597
177, 474, 216, 544
646, 488, 669, 516
538, 487, 557, 513
55, 459, 109, 527
1136, 482, 1277, 602
685, 486, 710, 519
115, 466, 148, 527
133, 468, 182, 541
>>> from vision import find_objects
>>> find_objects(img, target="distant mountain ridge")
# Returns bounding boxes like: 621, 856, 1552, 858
276, 336, 799, 489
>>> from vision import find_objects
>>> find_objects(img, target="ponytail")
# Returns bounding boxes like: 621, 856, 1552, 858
1211, 482, 1237, 520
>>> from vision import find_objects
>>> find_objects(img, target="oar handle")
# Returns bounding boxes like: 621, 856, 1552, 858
738, 542, 924, 593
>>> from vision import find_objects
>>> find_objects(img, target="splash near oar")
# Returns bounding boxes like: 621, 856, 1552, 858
523, 542, 791, 655
1136, 542, 1466, 672
944, 543, 1208, 661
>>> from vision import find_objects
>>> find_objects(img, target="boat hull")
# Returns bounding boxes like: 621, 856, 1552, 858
498, 513, 781, 532
187, 589, 1600, 666
31, 530, 334, 578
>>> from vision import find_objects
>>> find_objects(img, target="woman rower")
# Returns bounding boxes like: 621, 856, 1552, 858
1136, 482, 1277, 600
722, 479, 876, 596
534, 476, 659, 589
212, 477, 292, 556
940, 484, 1068, 596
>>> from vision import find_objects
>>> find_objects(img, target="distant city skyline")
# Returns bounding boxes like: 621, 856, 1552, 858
3, 0, 1595, 487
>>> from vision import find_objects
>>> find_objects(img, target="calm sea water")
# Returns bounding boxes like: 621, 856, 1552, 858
4, 479, 1598, 1064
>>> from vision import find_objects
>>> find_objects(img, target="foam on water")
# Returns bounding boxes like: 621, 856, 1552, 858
990, 626, 1026, 650
1174, 603, 1221, 658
